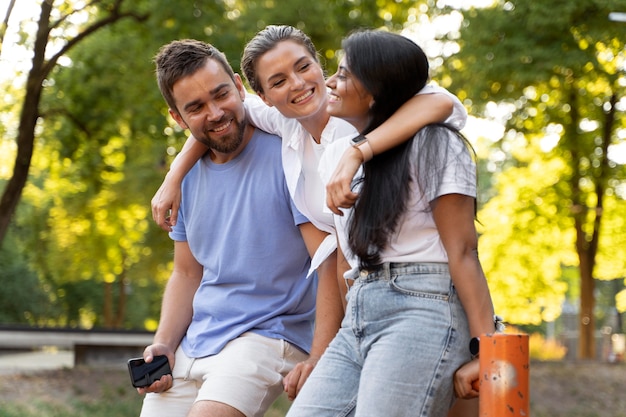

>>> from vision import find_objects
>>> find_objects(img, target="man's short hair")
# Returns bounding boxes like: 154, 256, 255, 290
155, 39, 236, 113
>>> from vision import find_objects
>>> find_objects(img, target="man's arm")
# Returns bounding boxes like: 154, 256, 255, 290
137, 240, 203, 394
283, 223, 343, 401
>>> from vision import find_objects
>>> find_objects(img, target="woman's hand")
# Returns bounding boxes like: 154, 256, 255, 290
325, 146, 363, 215
283, 356, 319, 401
454, 358, 480, 399
151, 176, 182, 232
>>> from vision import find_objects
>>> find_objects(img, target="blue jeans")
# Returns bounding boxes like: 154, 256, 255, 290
287, 262, 471, 417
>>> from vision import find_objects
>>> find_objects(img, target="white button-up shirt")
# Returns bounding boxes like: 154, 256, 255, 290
244, 85, 467, 273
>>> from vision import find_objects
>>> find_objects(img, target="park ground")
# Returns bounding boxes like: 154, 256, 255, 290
0, 359, 624, 416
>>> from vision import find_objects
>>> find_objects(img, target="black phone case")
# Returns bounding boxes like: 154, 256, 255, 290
127, 355, 172, 388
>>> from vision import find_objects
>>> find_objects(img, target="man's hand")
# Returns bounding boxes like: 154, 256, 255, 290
453, 358, 480, 399
136, 344, 176, 395
151, 179, 181, 232
325, 146, 363, 215
283, 356, 319, 401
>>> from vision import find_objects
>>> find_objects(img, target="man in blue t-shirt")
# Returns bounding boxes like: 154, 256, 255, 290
137, 39, 318, 417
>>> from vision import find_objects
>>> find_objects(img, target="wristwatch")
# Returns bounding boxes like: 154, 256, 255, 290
350, 134, 373, 161
351, 134, 368, 147
469, 315, 506, 359
469, 337, 480, 359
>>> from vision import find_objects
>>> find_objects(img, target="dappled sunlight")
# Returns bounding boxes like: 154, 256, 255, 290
1, 0, 623, 356
0, 141, 16, 179
609, 141, 626, 165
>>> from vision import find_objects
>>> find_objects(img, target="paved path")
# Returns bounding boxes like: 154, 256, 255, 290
0, 349, 73, 375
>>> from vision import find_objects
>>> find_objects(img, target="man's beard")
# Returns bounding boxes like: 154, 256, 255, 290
197, 117, 247, 154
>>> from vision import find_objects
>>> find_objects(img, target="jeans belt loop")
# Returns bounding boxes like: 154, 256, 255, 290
383, 262, 391, 280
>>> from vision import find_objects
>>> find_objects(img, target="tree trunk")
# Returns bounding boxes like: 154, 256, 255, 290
575, 92, 614, 360
578, 251, 596, 359
0, 1, 50, 245
103, 281, 112, 327
0, 1, 147, 247
113, 266, 128, 329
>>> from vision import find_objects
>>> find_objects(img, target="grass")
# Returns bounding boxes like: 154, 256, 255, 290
265, 395, 292, 417
0, 386, 142, 417
0, 401, 142, 417
0, 397, 290, 417
2, 361, 625, 417
0, 369, 292, 417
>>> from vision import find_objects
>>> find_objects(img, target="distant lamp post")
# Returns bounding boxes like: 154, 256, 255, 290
609, 12, 626, 22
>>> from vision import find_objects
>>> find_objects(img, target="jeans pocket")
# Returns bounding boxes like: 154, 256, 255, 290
389, 272, 450, 301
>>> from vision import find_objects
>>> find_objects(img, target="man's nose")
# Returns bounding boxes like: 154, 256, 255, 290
205, 103, 224, 121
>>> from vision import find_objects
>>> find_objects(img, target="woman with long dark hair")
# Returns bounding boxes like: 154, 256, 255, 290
287, 30, 497, 417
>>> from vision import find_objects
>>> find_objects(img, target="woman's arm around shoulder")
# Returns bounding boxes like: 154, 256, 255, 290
152, 137, 208, 231
326, 91, 457, 214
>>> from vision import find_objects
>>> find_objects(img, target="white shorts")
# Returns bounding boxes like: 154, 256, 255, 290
140, 332, 308, 417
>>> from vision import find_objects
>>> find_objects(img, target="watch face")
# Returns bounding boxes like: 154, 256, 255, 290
469, 337, 480, 356
351, 134, 366, 145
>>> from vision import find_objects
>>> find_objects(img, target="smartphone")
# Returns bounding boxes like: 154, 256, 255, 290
127, 355, 172, 388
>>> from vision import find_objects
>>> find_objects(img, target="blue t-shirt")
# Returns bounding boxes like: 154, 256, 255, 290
169, 129, 315, 357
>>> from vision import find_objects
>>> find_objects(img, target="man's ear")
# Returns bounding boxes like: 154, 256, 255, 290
233, 74, 247, 102
169, 108, 188, 130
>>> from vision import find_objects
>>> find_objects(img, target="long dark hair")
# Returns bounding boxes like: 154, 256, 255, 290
342, 31, 430, 268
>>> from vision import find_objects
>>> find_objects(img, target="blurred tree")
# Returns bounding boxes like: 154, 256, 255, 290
0, 231, 50, 323
3, 0, 431, 328
445, 0, 626, 359
0, 0, 148, 245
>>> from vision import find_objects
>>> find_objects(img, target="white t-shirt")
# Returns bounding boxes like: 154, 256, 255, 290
319, 126, 476, 273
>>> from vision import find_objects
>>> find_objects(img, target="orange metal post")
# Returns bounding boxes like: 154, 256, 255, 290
477, 333, 530, 416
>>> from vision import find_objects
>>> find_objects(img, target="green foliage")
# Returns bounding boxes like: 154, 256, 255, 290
12, 0, 624, 337
595, 195, 626, 282
0, 231, 50, 324
477, 149, 571, 324
5, 0, 435, 329
448, 0, 626, 102
441, 0, 626, 328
